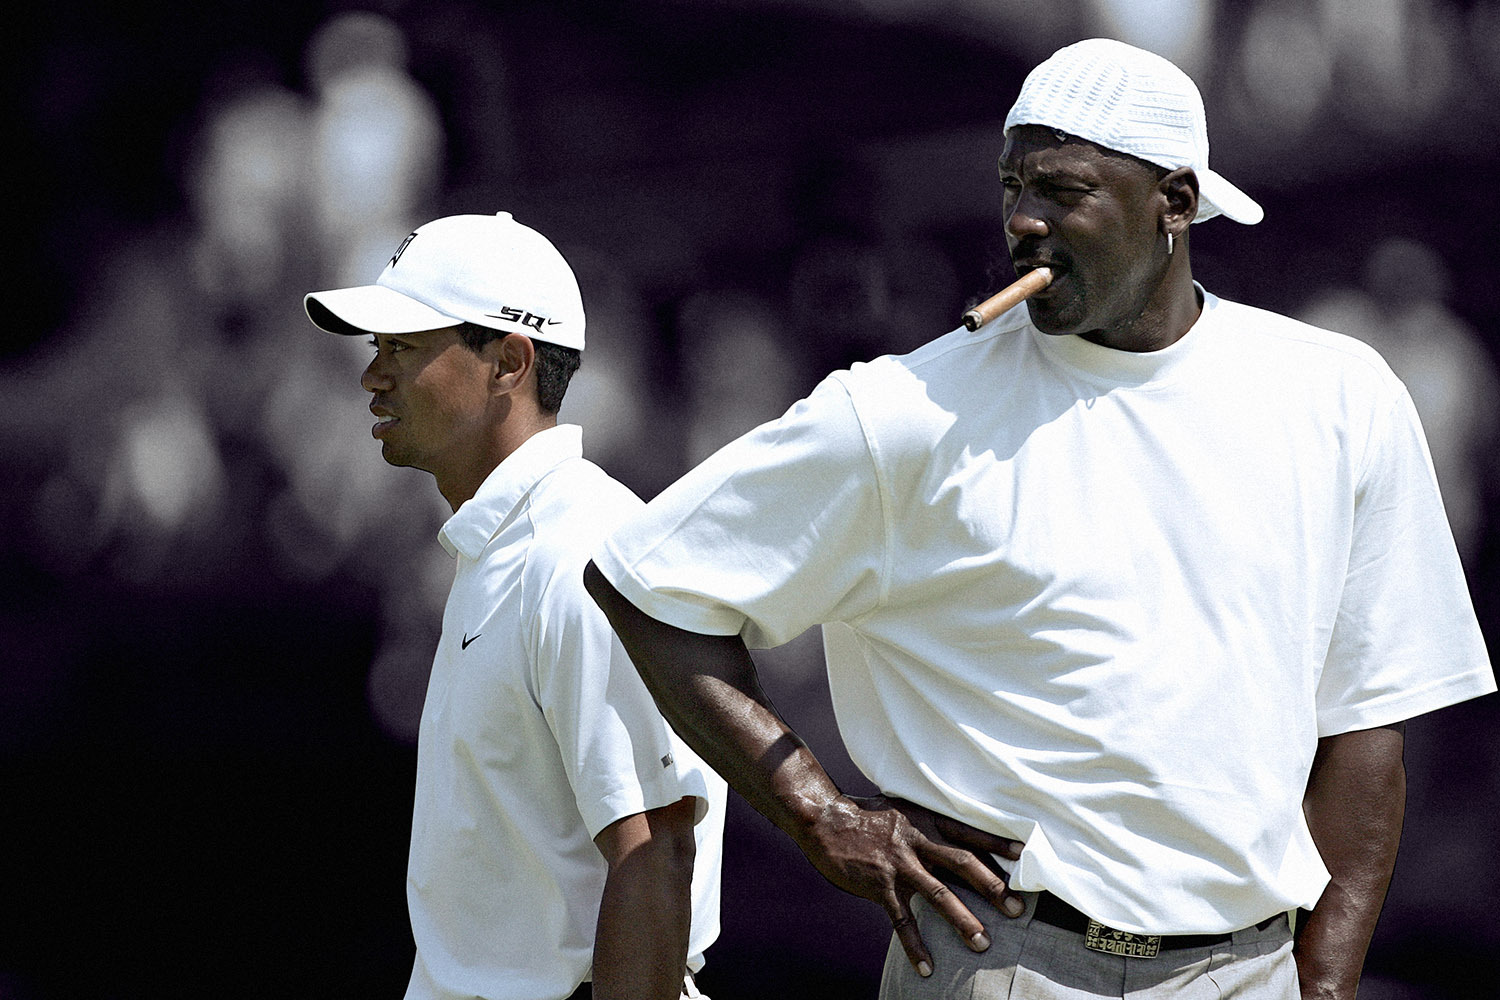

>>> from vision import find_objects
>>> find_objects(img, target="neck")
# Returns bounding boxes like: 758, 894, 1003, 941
1081, 256, 1200, 353
436, 410, 559, 512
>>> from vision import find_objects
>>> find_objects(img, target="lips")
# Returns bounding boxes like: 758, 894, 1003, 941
370, 403, 400, 438
1015, 258, 1065, 278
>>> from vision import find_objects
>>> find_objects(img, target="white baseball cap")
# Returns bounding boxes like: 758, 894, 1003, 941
304, 212, 586, 349
1004, 38, 1263, 225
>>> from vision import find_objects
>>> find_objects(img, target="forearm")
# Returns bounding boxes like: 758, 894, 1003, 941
651, 663, 847, 844
583, 561, 843, 839
592, 801, 697, 1000
1295, 722, 1407, 1000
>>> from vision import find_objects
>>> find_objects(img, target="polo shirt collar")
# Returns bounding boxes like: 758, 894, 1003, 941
438, 424, 583, 560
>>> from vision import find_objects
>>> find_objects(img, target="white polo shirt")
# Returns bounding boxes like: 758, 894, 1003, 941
596, 291, 1494, 935
405, 424, 726, 1000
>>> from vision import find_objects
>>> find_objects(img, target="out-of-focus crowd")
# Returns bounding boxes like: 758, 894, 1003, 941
7, 2, 1497, 744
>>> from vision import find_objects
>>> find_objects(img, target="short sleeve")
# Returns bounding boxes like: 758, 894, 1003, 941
531, 549, 710, 838
594, 375, 888, 648
1317, 387, 1495, 735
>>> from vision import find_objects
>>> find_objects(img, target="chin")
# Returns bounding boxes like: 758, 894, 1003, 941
1026, 300, 1084, 337
379, 441, 414, 468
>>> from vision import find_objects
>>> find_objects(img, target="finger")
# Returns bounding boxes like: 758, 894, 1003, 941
885, 896, 933, 978
930, 813, 1026, 861
921, 843, 1027, 919
915, 875, 993, 952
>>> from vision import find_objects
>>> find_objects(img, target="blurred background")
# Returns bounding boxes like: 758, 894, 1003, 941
3, 0, 1498, 997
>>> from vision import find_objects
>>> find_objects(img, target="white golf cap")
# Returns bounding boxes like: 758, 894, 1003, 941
304, 212, 586, 349
1004, 38, 1263, 225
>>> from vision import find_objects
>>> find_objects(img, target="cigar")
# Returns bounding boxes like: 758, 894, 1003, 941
961, 267, 1054, 331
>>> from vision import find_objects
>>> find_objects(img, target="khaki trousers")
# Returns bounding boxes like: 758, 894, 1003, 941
880, 886, 1297, 1000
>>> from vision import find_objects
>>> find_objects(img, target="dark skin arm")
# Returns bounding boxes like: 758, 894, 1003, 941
584, 561, 1026, 978
591, 796, 698, 1000
1295, 721, 1407, 1000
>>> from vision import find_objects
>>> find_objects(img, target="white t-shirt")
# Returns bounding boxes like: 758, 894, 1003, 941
406, 424, 726, 1000
596, 291, 1494, 935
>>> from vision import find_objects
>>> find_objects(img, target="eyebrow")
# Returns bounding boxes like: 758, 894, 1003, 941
1000, 164, 1094, 186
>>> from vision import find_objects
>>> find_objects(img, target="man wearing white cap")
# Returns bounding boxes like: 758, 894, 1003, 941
583, 39, 1494, 1000
304, 212, 726, 1000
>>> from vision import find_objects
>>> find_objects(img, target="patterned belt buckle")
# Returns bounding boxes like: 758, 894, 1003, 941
1084, 919, 1162, 959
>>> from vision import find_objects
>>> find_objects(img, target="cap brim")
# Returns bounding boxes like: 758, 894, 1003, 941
303, 284, 463, 336
1195, 169, 1264, 225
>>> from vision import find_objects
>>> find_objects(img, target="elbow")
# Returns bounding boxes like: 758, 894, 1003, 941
597, 797, 700, 887
654, 823, 697, 890
645, 800, 699, 883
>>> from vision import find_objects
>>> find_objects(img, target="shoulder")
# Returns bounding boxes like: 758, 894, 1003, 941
834, 306, 1035, 409
838, 312, 1031, 389
827, 314, 1033, 449
524, 460, 643, 587
532, 453, 639, 502
1209, 294, 1403, 394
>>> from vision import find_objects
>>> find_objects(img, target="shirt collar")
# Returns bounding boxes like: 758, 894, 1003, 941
438, 424, 584, 560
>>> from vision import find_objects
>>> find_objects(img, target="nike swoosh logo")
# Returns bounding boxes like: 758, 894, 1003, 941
461, 633, 481, 650
545, 318, 563, 325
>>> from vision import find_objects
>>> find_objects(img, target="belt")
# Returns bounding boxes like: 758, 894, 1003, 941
1031, 891, 1285, 957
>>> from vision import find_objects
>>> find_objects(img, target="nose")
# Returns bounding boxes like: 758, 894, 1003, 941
361, 355, 391, 394
1004, 189, 1048, 243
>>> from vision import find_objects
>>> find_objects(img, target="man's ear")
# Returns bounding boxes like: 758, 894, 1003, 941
1161, 166, 1199, 241
485, 333, 536, 397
